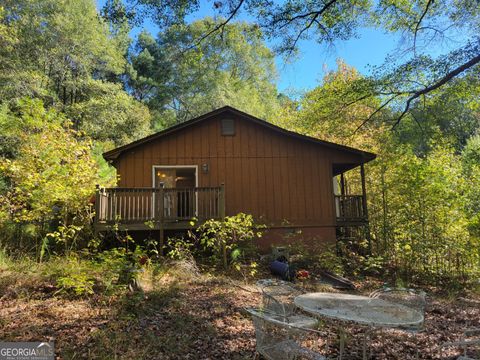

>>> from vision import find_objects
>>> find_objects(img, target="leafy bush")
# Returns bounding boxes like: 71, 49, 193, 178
38, 245, 150, 297
56, 272, 95, 296
165, 236, 195, 261
46, 224, 83, 256
0, 99, 98, 224
194, 213, 264, 270
0, 99, 98, 255
163, 214, 264, 278
315, 245, 345, 275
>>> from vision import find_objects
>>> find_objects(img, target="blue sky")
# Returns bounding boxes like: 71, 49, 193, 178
271, 29, 401, 93
96, 0, 403, 93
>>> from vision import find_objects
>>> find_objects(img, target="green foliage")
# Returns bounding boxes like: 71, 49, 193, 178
0, 6, 17, 67
0, 99, 98, 223
462, 135, 480, 175
166, 236, 195, 261
1, 0, 125, 104
43, 255, 113, 297
393, 75, 480, 155
128, 19, 281, 125
44, 246, 150, 297
461, 136, 480, 237
56, 271, 95, 296
108, 0, 479, 133
0, 246, 11, 269
0, 0, 151, 145
0, 0, 478, 292
315, 245, 345, 275
283, 61, 480, 285
96, 248, 133, 278
64, 80, 151, 146
195, 213, 264, 271
46, 223, 83, 255
0, 0, 151, 255
367, 138, 480, 283
256, 0, 372, 55
92, 143, 117, 186
276, 60, 385, 153
164, 215, 262, 280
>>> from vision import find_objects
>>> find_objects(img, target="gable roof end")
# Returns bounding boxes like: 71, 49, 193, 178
103, 106, 376, 163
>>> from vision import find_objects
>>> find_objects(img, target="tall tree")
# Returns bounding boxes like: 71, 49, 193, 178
104, 0, 480, 127
281, 61, 480, 282
393, 73, 480, 154
1, 0, 125, 105
276, 60, 385, 152
128, 19, 281, 126
0, 0, 151, 146
0, 99, 98, 223
65, 81, 151, 146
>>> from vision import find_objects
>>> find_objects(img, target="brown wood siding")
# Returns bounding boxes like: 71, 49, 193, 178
113, 114, 363, 227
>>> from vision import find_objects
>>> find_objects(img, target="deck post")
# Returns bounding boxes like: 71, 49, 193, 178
360, 165, 368, 219
94, 184, 100, 234
219, 183, 226, 219
218, 183, 227, 268
360, 164, 372, 253
158, 183, 165, 256
94, 184, 100, 223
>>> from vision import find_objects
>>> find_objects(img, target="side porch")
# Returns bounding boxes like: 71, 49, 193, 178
333, 163, 371, 250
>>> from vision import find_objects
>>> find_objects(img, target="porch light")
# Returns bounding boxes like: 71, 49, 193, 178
202, 163, 209, 173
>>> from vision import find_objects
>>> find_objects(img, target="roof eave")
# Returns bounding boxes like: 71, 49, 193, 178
102, 105, 377, 164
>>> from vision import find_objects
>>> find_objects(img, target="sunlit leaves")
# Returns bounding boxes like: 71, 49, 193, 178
255, 0, 372, 54
65, 80, 151, 146
1, 0, 126, 104
278, 60, 480, 282
128, 19, 281, 125
0, 99, 98, 222
275, 60, 385, 152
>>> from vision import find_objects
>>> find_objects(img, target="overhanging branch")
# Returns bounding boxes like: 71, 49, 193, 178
188, 0, 245, 49
392, 53, 480, 128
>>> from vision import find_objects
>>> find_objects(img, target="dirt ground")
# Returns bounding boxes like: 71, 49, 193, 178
0, 270, 479, 359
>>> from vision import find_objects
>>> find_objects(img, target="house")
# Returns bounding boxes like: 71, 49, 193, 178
95, 106, 376, 250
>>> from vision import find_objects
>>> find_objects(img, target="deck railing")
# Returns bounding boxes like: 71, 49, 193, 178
334, 195, 367, 223
95, 185, 225, 224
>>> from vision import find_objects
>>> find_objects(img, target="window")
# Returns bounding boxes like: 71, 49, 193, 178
221, 118, 235, 136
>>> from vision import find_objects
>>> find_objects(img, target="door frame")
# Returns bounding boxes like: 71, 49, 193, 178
152, 165, 198, 188
152, 165, 199, 218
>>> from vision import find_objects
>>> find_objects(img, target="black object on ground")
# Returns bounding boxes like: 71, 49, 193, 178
270, 260, 296, 281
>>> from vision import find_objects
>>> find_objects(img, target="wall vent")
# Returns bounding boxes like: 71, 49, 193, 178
221, 118, 235, 136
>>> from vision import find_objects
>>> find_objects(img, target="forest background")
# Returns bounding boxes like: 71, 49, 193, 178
0, 0, 479, 286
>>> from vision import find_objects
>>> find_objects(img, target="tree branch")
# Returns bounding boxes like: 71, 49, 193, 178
188, 0, 245, 49
276, 0, 339, 55
392, 52, 480, 128
354, 95, 400, 134
413, 0, 434, 55
274, 0, 338, 29
286, 12, 321, 56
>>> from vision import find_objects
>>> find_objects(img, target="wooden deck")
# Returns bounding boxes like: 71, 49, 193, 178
94, 185, 225, 231
334, 195, 368, 225
94, 185, 368, 231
